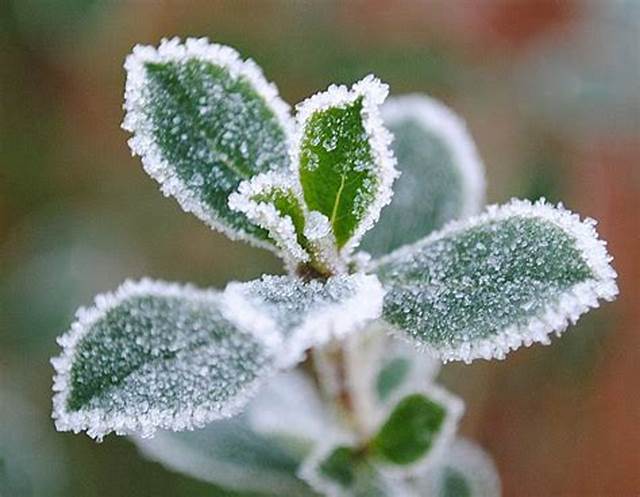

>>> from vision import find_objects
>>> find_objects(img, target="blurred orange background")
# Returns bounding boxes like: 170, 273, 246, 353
1, 1, 638, 496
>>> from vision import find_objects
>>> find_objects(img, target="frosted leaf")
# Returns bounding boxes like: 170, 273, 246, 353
370, 387, 464, 476
51, 279, 277, 440
300, 437, 419, 497
374, 199, 619, 363
293, 75, 399, 254
373, 332, 441, 406
228, 172, 311, 267
222, 273, 384, 368
133, 414, 316, 496
123, 37, 293, 249
342, 324, 441, 437
361, 95, 485, 257
247, 369, 335, 447
416, 438, 501, 497
304, 210, 345, 275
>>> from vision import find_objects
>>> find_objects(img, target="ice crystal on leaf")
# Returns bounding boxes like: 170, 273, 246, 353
123, 37, 293, 249
361, 95, 485, 257
52, 275, 382, 440
51, 36, 619, 497
374, 198, 618, 363
293, 75, 398, 255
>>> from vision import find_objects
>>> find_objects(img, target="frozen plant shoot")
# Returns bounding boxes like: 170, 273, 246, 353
51, 38, 618, 497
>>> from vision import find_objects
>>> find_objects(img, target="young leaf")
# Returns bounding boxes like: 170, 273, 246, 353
361, 95, 485, 257
229, 172, 311, 266
293, 75, 398, 254
222, 273, 384, 367
134, 415, 317, 496
369, 387, 463, 473
417, 438, 501, 497
51, 279, 276, 440
123, 37, 293, 249
300, 441, 417, 497
374, 199, 618, 363
342, 324, 441, 437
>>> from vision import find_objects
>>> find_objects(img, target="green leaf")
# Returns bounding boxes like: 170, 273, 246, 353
223, 273, 384, 367
229, 172, 312, 267
376, 357, 411, 402
134, 414, 318, 497
301, 442, 414, 497
370, 389, 463, 469
123, 38, 293, 249
51, 279, 275, 440
361, 95, 485, 257
294, 75, 398, 253
374, 199, 618, 363
417, 438, 501, 497
51, 274, 383, 439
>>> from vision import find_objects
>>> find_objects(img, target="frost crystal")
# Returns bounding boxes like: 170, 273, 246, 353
123, 37, 293, 249
222, 273, 384, 367
361, 94, 485, 256
375, 198, 619, 362
228, 171, 310, 267
292, 75, 399, 255
51, 279, 277, 440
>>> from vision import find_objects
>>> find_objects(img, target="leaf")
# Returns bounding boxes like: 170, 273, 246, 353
300, 442, 417, 497
361, 95, 485, 257
416, 438, 501, 497
373, 335, 441, 404
293, 75, 398, 253
342, 325, 441, 436
51, 279, 276, 440
123, 37, 293, 249
51, 274, 383, 439
247, 370, 334, 448
223, 273, 384, 367
369, 388, 463, 472
374, 199, 619, 363
229, 172, 311, 266
134, 414, 318, 497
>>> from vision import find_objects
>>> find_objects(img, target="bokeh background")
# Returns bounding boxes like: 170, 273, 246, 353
1, 1, 638, 496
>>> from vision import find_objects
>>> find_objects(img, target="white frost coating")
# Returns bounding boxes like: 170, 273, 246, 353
292, 75, 399, 256
247, 369, 335, 444
133, 421, 311, 496
417, 438, 501, 497
374, 198, 619, 363
122, 37, 293, 250
221, 273, 385, 368
376, 385, 464, 478
382, 94, 486, 219
304, 211, 345, 274
228, 171, 310, 267
298, 432, 357, 497
51, 278, 275, 440
299, 432, 421, 497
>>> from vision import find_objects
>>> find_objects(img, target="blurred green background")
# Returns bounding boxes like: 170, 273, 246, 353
1, 1, 638, 496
